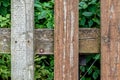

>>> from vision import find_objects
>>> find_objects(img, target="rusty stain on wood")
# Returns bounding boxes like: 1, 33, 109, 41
0, 28, 100, 54
54, 0, 79, 80
101, 0, 120, 80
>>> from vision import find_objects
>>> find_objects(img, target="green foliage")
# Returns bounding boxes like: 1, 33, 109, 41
34, 55, 54, 80
0, 14, 10, 28
0, 55, 54, 80
80, 54, 100, 80
0, 0, 100, 28
79, 0, 100, 28
0, 0, 10, 16
0, 54, 11, 80
34, 0, 54, 29
0, 0, 11, 28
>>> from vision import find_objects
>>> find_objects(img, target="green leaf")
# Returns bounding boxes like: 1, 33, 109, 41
43, 3, 52, 8
88, 0, 97, 5
0, 7, 7, 16
38, 11, 47, 19
80, 17, 86, 26
92, 17, 100, 25
6, 14, 10, 18
88, 5, 97, 14
80, 77, 85, 80
80, 66, 85, 72
46, 21, 53, 29
79, 2, 88, 9
34, 3, 42, 8
0, 22, 6, 27
82, 12, 93, 17
93, 71, 99, 79
86, 55, 93, 63
2, 1, 10, 7
88, 20, 93, 27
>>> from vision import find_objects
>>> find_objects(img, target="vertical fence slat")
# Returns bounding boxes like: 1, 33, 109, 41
54, 0, 79, 80
101, 0, 120, 80
11, 0, 34, 80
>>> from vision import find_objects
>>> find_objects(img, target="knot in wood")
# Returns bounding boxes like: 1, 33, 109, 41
102, 36, 110, 43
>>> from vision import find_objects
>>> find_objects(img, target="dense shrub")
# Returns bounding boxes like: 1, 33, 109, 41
35, 0, 54, 29
0, 0, 10, 28
0, 54, 11, 80
0, 0, 10, 16
79, 0, 100, 28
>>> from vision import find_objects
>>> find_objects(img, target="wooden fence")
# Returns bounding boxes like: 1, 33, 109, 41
0, 0, 119, 80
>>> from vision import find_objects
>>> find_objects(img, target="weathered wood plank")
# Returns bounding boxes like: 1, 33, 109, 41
11, 0, 34, 80
54, 0, 79, 80
0, 28, 100, 54
101, 0, 120, 80
79, 28, 100, 53
0, 28, 11, 53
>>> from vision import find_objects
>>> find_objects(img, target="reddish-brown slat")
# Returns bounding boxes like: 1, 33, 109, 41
54, 0, 79, 80
101, 0, 120, 80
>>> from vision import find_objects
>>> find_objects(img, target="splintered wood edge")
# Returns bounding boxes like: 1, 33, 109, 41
0, 28, 100, 54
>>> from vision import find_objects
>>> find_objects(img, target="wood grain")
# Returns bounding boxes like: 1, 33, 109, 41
101, 0, 120, 80
0, 28, 100, 54
54, 0, 79, 80
11, 0, 34, 80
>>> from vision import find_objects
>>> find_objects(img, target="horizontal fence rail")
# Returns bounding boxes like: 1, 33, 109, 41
0, 28, 100, 54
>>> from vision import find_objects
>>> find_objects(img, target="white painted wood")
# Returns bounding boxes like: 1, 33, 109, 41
11, 0, 34, 80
